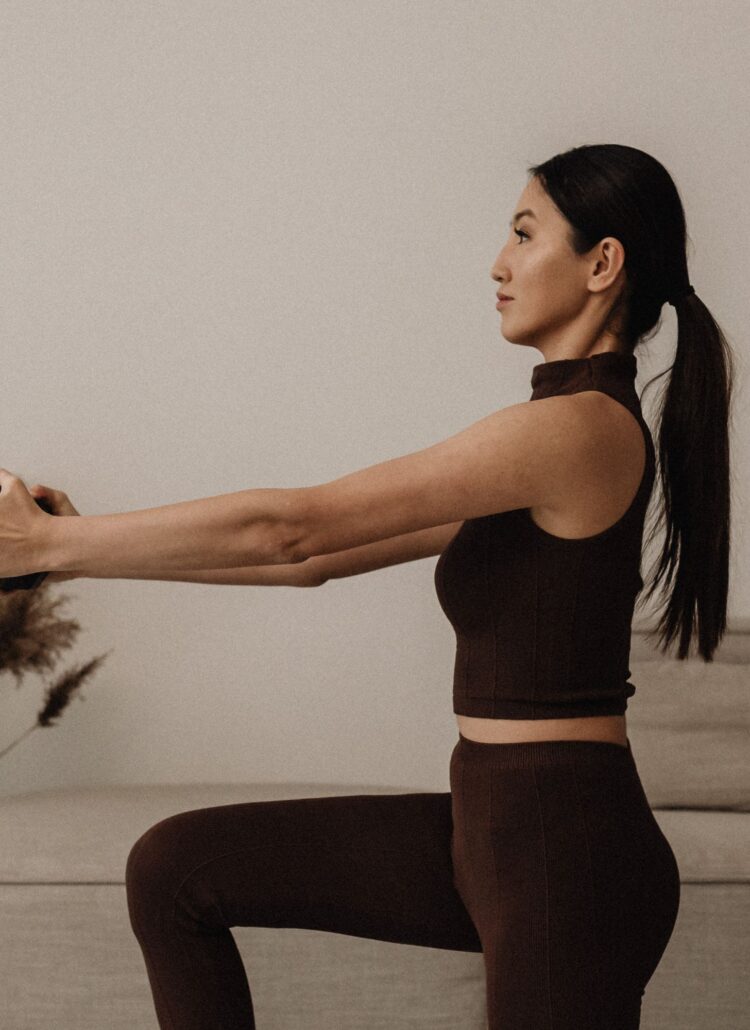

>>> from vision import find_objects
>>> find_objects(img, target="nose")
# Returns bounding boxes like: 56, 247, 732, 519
490, 259, 508, 285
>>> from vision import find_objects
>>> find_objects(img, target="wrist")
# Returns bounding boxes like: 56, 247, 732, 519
41, 513, 76, 574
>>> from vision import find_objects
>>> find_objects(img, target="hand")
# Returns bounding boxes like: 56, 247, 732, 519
28, 483, 81, 518
27, 482, 82, 582
0, 468, 57, 580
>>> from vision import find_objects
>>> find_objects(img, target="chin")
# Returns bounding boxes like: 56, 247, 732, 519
500, 328, 536, 349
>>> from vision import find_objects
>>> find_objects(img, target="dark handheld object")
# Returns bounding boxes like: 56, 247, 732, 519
0, 495, 55, 592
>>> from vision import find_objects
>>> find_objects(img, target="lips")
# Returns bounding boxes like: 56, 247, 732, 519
497, 294, 513, 301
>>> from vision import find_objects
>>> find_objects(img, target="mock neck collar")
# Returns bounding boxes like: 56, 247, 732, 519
530, 350, 636, 394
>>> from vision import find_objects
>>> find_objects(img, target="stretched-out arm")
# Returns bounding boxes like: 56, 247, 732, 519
26, 391, 605, 582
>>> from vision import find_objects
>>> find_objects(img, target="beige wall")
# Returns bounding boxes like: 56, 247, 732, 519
1, 0, 746, 794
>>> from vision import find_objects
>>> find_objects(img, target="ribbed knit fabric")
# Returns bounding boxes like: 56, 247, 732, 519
434, 349, 656, 718
126, 734, 682, 1029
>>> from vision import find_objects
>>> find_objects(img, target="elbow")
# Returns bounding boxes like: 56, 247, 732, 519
263, 525, 309, 567
243, 488, 315, 567
279, 487, 317, 566
285, 536, 311, 565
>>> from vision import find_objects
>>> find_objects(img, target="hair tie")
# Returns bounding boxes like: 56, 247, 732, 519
667, 284, 695, 307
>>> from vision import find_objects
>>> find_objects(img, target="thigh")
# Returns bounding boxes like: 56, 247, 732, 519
126, 789, 483, 953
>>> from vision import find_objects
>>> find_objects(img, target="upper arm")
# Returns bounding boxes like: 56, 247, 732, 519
301, 519, 464, 585
293, 392, 608, 562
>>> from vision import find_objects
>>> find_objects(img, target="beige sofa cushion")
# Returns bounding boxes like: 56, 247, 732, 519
627, 655, 749, 809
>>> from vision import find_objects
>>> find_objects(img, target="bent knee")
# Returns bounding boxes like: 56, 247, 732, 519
125, 814, 187, 894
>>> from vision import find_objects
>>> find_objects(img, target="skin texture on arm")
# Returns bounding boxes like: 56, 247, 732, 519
74, 520, 464, 587
39, 486, 305, 579
76, 561, 315, 587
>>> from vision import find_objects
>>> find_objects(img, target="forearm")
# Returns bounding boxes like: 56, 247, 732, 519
80, 559, 321, 587
42, 486, 308, 579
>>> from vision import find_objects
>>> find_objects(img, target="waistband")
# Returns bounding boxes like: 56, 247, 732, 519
455, 732, 633, 769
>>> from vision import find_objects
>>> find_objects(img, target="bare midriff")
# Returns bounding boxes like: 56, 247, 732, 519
456, 714, 628, 748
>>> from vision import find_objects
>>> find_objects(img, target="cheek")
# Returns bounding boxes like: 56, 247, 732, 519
520, 258, 580, 321
529, 253, 573, 294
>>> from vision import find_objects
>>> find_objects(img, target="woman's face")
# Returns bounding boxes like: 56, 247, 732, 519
491, 176, 626, 359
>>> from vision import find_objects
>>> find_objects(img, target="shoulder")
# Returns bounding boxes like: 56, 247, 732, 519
510, 390, 646, 503
537, 390, 647, 507
572, 389, 647, 462
537, 389, 644, 449
494, 390, 612, 460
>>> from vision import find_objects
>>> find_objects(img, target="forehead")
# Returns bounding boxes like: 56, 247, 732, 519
510, 178, 563, 229
514, 177, 545, 215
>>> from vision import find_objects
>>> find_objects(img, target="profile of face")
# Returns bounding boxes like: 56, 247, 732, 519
491, 175, 627, 360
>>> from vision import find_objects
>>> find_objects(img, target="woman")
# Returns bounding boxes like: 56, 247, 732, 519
0, 143, 734, 1028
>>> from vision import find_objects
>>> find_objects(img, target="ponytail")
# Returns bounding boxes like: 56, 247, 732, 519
639, 288, 736, 660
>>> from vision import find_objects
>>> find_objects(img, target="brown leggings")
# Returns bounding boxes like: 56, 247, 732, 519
125, 734, 681, 1029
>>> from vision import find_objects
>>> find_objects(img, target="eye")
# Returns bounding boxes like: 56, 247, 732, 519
514, 227, 529, 244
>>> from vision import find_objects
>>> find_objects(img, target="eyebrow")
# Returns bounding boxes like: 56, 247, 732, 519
508, 208, 537, 226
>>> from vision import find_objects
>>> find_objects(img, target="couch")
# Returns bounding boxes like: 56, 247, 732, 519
1, 629, 748, 1029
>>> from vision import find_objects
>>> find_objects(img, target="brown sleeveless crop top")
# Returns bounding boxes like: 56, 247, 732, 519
434, 349, 656, 719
